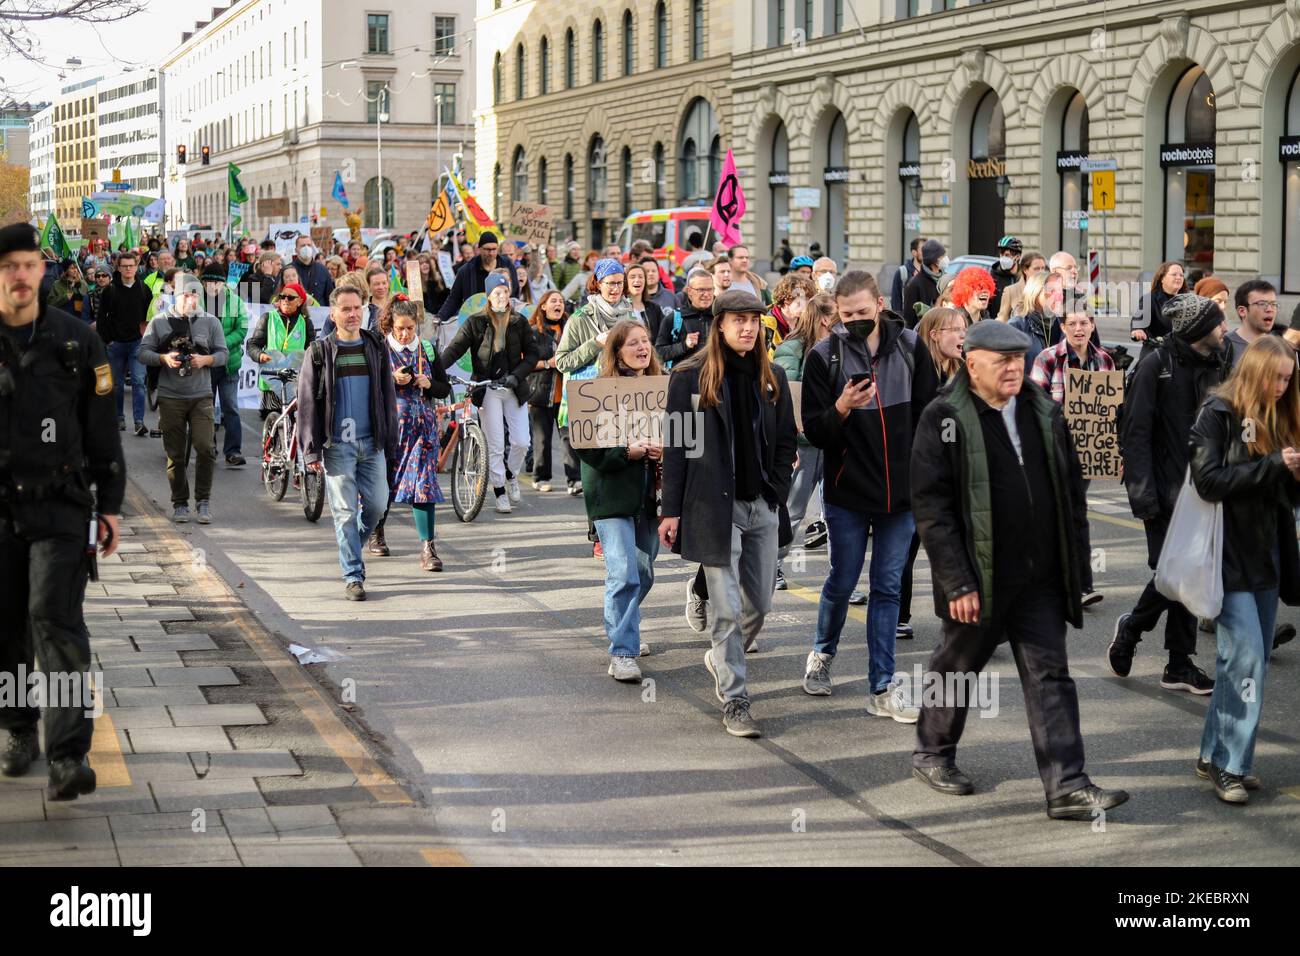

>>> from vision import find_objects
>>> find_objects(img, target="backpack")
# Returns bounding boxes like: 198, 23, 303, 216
825, 327, 914, 393
1115, 344, 1172, 462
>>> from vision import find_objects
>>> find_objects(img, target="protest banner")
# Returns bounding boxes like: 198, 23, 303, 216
507, 202, 553, 247
1064, 368, 1124, 479
566, 376, 669, 449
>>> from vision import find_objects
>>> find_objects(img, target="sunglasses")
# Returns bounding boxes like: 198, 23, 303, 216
278, 294, 301, 302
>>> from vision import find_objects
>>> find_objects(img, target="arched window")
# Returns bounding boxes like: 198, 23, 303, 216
515, 44, 525, 100
539, 36, 550, 95
654, 2, 668, 69
364, 176, 393, 229
512, 147, 528, 204
678, 98, 718, 203
588, 136, 608, 246
564, 153, 574, 221
900, 111, 921, 261
1058, 90, 1089, 265
622, 10, 635, 76
494, 163, 502, 221
967, 89, 1006, 257
538, 156, 549, 206
653, 142, 665, 208
564, 29, 576, 88
825, 114, 848, 261
621, 146, 634, 216
593, 20, 605, 83
1283, 66, 1300, 291
769, 121, 790, 257
493, 52, 502, 105
1164, 65, 1216, 272
690, 0, 704, 60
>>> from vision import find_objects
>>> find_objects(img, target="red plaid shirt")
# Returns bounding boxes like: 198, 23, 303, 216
1030, 338, 1115, 403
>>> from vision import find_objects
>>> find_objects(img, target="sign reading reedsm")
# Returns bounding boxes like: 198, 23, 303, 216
1065, 369, 1124, 480
566, 376, 670, 449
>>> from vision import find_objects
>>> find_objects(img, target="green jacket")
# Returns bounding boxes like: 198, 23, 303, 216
46, 277, 87, 312
215, 291, 250, 375
911, 371, 1084, 629
575, 446, 657, 522
551, 258, 581, 293
772, 336, 810, 445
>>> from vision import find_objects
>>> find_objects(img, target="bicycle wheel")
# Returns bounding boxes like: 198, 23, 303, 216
264, 418, 290, 501
301, 465, 325, 522
451, 421, 488, 522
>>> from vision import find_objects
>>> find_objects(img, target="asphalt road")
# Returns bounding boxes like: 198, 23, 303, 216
115, 405, 1300, 866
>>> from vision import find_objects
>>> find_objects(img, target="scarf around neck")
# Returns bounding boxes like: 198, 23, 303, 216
587, 294, 633, 328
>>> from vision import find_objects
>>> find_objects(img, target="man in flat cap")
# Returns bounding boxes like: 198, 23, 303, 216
908, 319, 1129, 819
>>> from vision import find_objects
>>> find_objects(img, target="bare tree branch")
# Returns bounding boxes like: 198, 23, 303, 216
0, 0, 148, 75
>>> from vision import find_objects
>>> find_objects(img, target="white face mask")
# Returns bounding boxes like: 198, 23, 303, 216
817, 272, 836, 292
937, 256, 950, 271
998, 254, 1015, 272
297, 246, 315, 263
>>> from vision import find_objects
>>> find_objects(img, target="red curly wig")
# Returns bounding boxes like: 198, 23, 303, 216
951, 266, 997, 308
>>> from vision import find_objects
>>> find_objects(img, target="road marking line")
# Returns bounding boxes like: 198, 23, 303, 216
786, 582, 866, 623
420, 847, 470, 866
89, 711, 132, 788
1089, 510, 1144, 530
1282, 786, 1300, 802
125, 484, 413, 806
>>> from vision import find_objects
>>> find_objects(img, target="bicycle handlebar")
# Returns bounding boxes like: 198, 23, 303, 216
259, 368, 299, 381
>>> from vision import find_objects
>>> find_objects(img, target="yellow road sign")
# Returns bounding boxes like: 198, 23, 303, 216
1091, 170, 1116, 211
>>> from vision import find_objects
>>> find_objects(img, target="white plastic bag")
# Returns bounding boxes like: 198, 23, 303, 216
1155, 470, 1224, 620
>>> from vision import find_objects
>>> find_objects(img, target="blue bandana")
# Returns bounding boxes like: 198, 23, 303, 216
594, 258, 625, 281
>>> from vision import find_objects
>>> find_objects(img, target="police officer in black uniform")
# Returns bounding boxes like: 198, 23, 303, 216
0, 223, 125, 800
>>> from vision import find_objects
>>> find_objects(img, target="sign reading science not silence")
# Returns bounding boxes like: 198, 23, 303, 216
566, 376, 670, 449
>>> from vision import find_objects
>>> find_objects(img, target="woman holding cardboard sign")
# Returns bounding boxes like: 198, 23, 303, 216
576, 321, 664, 682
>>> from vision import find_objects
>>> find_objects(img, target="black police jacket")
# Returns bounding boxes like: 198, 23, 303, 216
0, 303, 126, 514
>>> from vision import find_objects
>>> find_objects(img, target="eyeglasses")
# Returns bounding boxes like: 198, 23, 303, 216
279, 294, 301, 303
689, 286, 715, 295
1248, 300, 1280, 311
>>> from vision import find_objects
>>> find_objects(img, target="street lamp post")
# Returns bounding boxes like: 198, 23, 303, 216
376, 86, 389, 231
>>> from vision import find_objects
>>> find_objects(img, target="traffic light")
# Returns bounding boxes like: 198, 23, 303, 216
177, 144, 187, 165
200, 145, 211, 166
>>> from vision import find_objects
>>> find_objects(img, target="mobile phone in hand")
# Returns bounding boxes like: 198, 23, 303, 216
849, 369, 873, 388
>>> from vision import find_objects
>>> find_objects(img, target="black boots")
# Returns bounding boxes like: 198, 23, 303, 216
47, 757, 96, 801
0, 727, 39, 777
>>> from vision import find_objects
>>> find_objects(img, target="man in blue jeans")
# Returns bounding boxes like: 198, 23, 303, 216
297, 287, 398, 601
798, 271, 938, 720
201, 264, 248, 466
97, 251, 154, 436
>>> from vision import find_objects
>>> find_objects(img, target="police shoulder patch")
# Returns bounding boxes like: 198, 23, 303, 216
94, 363, 113, 395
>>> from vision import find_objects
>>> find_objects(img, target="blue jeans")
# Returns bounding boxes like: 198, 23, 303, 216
322, 438, 389, 584
1200, 589, 1277, 777
813, 503, 916, 694
211, 367, 242, 456
593, 515, 660, 657
106, 338, 145, 425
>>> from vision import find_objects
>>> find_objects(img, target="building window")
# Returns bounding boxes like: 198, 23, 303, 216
366, 81, 389, 123
622, 11, 634, 76
493, 52, 502, 105
588, 136, 608, 246
593, 20, 604, 83
513, 146, 528, 203
801, 0, 814, 39
690, 0, 704, 60
824, 112, 849, 262
621, 146, 633, 217
968, 88, 1007, 259
678, 98, 718, 203
1163, 64, 1216, 273
494, 163, 502, 221
564, 153, 575, 221
565, 29, 576, 88
434, 16, 456, 55
653, 142, 665, 207
434, 82, 455, 124
1284, 66, 1300, 291
769, 121, 790, 257
900, 112, 921, 262
540, 36, 550, 94
654, 2, 667, 68
364, 176, 393, 228
516, 43, 526, 99
1058, 90, 1089, 266
367, 14, 389, 54
538, 156, 549, 206
834, 0, 845, 31
770, 0, 786, 46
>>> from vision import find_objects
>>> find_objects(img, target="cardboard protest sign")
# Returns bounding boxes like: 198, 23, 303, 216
507, 202, 553, 247
566, 375, 669, 449
437, 251, 457, 287
406, 261, 424, 305
1065, 369, 1124, 480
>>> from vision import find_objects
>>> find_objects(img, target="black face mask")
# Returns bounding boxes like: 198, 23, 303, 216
844, 319, 875, 341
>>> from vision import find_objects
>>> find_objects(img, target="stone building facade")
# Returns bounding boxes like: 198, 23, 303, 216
475, 0, 734, 250
729, 0, 1300, 295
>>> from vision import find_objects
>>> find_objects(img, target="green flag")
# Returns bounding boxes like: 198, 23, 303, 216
388, 264, 405, 296
123, 217, 136, 250
228, 163, 249, 205
40, 213, 71, 259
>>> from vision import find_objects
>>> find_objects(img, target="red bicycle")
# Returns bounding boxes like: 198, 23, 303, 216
260, 366, 325, 522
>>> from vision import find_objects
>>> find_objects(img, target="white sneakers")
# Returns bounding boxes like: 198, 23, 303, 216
494, 494, 512, 514
506, 477, 522, 503
866, 681, 920, 724
608, 656, 642, 682
535, 481, 553, 493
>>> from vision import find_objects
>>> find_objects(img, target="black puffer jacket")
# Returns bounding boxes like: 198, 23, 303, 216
1188, 395, 1300, 600
438, 308, 539, 406
1120, 336, 1229, 520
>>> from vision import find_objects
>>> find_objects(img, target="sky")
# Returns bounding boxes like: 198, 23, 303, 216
3, 1, 212, 103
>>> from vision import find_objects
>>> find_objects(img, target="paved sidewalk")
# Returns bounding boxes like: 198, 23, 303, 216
0, 485, 461, 867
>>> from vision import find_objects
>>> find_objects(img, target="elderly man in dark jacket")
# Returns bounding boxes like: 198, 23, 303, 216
297, 286, 398, 602
1112, 293, 1229, 693
909, 319, 1129, 820
660, 289, 797, 738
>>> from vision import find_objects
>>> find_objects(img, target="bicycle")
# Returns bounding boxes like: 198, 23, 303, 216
259, 360, 325, 522
434, 378, 508, 523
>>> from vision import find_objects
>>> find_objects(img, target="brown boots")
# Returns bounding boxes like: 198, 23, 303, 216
367, 528, 389, 556
420, 540, 443, 572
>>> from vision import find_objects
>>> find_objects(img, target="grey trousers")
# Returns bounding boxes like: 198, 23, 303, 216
779, 444, 823, 562
702, 499, 779, 701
